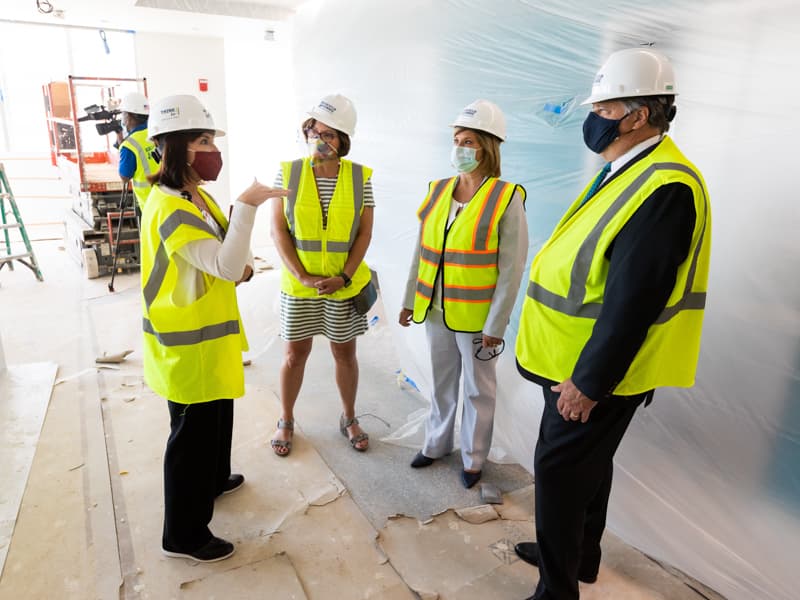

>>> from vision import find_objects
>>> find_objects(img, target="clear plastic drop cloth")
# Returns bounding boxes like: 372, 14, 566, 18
288, 1, 800, 598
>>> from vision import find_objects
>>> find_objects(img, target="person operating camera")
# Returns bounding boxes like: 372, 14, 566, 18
117, 92, 160, 210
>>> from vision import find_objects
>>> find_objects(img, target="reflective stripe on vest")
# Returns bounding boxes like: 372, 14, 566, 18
123, 135, 155, 176
142, 209, 217, 309
526, 161, 708, 324
418, 178, 452, 223
142, 317, 240, 346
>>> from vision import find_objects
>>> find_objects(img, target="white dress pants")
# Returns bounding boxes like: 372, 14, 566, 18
422, 309, 498, 471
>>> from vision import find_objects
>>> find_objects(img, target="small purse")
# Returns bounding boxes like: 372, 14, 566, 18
352, 279, 378, 315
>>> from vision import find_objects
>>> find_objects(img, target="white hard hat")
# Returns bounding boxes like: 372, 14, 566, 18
147, 94, 225, 139
581, 48, 678, 105
307, 94, 357, 136
119, 92, 149, 115
450, 99, 507, 141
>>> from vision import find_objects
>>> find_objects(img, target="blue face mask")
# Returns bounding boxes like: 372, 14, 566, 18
582, 111, 629, 154
451, 146, 479, 173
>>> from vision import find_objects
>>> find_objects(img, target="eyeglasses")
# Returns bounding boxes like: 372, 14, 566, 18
473, 338, 505, 361
305, 128, 337, 143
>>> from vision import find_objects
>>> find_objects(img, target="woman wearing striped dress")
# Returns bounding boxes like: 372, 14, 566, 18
269, 94, 374, 456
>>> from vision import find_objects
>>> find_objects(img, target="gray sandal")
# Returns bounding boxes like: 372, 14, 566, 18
339, 414, 369, 452
271, 418, 294, 457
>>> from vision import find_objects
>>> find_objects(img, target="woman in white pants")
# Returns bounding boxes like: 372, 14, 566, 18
399, 100, 529, 488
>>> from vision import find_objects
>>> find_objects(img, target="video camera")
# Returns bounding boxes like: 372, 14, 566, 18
78, 104, 122, 136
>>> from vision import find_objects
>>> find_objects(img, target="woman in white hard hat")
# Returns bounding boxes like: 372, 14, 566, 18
269, 93, 375, 456
141, 94, 287, 562
399, 100, 529, 488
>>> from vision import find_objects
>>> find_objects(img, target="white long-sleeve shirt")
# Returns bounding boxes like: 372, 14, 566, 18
170, 199, 256, 305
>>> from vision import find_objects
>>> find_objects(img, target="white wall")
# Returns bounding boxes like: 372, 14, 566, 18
134, 32, 230, 205
133, 27, 298, 240
221, 23, 297, 248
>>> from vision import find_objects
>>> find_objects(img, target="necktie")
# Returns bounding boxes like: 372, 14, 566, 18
580, 162, 612, 207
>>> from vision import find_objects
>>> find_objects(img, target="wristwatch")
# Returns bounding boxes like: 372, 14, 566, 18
340, 272, 352, 287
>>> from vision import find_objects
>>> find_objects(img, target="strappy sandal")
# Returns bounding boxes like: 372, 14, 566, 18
271, 418, 294, 457
339, 414, 369, 452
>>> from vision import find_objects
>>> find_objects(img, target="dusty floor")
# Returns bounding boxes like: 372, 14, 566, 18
0, 240, 724, 600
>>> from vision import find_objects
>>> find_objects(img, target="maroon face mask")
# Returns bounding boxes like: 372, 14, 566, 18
191, 150, 223, 181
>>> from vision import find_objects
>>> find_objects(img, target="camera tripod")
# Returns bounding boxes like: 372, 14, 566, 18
107, 184, 134, 293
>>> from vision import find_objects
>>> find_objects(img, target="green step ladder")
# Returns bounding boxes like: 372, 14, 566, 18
0, 163, 43, 281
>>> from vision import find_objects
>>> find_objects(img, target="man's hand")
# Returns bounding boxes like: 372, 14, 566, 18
553, 378, 597, 423
398, 308, 413, 327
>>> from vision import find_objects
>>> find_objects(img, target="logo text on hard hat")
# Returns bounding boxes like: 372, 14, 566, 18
161, 107, 180, 119
594, 74, 604, 84
319, 101, 336, 114
463, 108, 477, 116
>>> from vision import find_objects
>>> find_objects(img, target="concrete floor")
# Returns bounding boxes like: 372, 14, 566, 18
0, 239, 724, 599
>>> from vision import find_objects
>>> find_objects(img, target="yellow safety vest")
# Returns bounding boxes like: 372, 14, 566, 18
280, 158, 372, 298
140, 185, 248, 404
412, 176, 524, 332
120, 128, 159, 208
515, 136, 711, 395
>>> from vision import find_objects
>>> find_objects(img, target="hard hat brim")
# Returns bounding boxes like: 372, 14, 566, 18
449, 123, 506, 142
306, 113, 354, 137
148, 127, 225, 141
580, 90, 680, 105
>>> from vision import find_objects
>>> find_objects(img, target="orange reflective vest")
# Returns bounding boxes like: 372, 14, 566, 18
412, 176, 525, 332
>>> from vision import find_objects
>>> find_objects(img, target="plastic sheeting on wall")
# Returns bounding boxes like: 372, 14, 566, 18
290, 1, 800, 598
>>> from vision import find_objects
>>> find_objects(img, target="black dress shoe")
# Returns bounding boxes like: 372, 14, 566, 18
410, 451, 435, 468
460, 470, 482, 489
515, 541, 540, 566
514, 542, 597, 584
220, 473, 245, 495
162, 536, 235, 562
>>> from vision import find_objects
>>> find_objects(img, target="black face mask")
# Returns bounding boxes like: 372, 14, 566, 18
582, 111, 629, 154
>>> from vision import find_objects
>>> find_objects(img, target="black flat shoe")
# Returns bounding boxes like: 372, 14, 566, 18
514, 542, 597, 583
410, 451, 435, 468
162, 536, 235, 562
221, 473, 245, 495
515, 542, 539, 566
460, 470, 482, 489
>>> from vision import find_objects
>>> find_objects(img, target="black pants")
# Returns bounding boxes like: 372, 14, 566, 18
162, 398, 233, 552
532, 386, 649, 600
